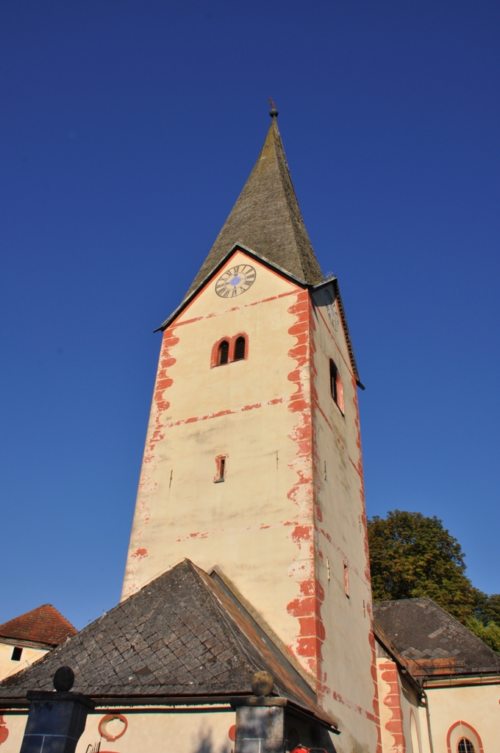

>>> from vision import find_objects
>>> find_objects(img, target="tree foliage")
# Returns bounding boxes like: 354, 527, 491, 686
474, 592, 500, 625
368, 510, 500, 651
466, 617, 500, 653
368, 510, 478, 623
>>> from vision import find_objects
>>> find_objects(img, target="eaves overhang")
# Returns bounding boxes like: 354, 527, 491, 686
155, 243, 311, 332
420, 672, 500, 688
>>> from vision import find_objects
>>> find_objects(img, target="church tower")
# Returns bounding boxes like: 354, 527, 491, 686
122, 114, 380, 753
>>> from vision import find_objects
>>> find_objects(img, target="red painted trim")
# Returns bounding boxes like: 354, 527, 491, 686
379, 659, 406, 753
211, 337, 230, 367
285, 290, 322, 679
229, 332, 249, 362
211, 333, 249, 367
98, 713, 128, 741
446, 721, 484, 753
0, 716, 9, 745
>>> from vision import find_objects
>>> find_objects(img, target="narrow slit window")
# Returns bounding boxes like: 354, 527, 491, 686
214, 455, 226, 483
233, 336, 246, 361
11, 646, 22, 661
330, 359, 345, 414
217, 340, 230, 366
343, 561, 350, 598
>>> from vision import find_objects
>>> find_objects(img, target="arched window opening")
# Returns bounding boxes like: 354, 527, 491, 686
447, 721, 483, 753
458, 740, 475, 753
330, 359, 345, 414
217, 340, 230, 366
233, 336, 246, 361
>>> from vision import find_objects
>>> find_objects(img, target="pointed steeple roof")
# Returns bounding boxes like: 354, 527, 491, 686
188, 116, 324, 294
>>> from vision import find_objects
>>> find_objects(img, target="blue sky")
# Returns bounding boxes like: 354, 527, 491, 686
1, 1, 499, 629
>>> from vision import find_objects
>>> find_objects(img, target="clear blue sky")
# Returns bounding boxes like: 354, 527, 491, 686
1, 1, 499, 629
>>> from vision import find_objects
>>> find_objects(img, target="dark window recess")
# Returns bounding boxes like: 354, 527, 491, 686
330, 359, 338, 402
11, 646, 22, 661
218, 340, 230, 366
458, 740, 475, 753
329, 359, 345, 414
234, 336, 246, 361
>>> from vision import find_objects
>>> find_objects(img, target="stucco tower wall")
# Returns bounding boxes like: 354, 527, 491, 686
122, 251, 323, 678
309, 286, 381, 753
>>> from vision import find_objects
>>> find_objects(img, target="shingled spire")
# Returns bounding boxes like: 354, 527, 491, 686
188, 115, 324, 294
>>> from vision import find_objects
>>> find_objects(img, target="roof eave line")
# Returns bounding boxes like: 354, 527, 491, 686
155, 244, 312, 332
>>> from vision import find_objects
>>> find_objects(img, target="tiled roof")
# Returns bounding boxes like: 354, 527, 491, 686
0, 605, 76, 647
374, 598, 500, 678
187, 118, 324, 296
0, 561, 332, 727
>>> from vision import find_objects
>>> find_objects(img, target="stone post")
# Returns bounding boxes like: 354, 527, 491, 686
20, 667, 94, 753
234, 671, 286, 753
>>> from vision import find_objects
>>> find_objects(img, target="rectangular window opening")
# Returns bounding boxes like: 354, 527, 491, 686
214, 455, 226, 483
343, 562, 350, 598
330, 359, 345, 415
11, 646, 22, 661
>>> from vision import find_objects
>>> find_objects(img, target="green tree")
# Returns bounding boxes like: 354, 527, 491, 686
466, 617, 500, 653
368, 510, 479, 623
474, 593, 500, 625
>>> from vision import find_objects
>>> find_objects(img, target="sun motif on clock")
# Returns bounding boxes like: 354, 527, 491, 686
215, 264, 256, 298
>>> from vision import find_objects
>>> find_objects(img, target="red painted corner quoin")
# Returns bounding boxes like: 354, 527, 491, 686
286, 291, 323, 678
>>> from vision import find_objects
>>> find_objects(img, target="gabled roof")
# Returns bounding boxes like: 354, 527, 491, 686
374, 598, 500, 678
187, 117, 324, 296
0, 561, 335, 727
0, 605, 76, 648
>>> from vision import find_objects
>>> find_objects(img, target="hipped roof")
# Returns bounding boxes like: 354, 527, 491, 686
0, 561, 335, 728
0, 605, 76, 648
374, 598, 500, 678
187, 117, 324, 295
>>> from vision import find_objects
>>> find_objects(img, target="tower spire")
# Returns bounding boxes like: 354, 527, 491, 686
187, 116, 324, 294
268, 97, 279, 118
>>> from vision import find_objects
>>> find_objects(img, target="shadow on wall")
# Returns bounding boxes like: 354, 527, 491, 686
193, 727, 231, 753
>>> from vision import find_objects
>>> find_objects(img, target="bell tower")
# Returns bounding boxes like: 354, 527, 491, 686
122, 113, 380, 753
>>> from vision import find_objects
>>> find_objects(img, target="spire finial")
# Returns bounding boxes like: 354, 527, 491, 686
268, 97, 279, 119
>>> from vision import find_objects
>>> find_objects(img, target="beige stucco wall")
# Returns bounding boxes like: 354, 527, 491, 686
78, 707, 235, 753
0, 642, 48, 681
0, 706, 235, 753
310, 289, 379, 753
122, 251, 316, 675
417, 681, 499, 753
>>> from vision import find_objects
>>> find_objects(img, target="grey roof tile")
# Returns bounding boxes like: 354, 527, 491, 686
0, 560, 325, 721
187, 118, 324, 296
374, 598, 500, 677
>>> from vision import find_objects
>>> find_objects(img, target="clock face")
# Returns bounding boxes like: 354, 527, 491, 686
215, 264, 256, 298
